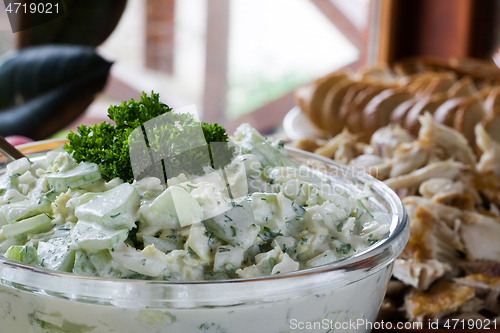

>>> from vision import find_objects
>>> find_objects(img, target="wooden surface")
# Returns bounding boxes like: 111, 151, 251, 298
145, 0, 176, 74
377, 0, 500, 64
203, 0, 230, 124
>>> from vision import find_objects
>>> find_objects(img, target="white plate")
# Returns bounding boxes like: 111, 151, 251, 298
283, 107, 326, 141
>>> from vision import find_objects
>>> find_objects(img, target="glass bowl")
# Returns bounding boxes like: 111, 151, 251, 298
0, 140, 409, 333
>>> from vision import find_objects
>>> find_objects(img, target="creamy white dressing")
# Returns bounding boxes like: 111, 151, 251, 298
0, 124, 396, 332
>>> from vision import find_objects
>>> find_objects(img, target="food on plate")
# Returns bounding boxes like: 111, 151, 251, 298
295, 57, 500, 148
291, 109, 500, 324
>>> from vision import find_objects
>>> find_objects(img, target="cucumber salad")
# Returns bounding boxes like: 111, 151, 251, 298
0, 124, 390, 281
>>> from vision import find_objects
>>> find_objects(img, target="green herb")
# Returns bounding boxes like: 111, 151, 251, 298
65, 92, 234, 183
357, 199, 374, 218
44, 188, 56, 196
110, 213, 121, 219
268, 257, 277, 269
297, 183, 304, 196
336, 221, 343, 232
218, 247, 230, 252
367, 233, 377, 245
259, 227, 282, 242
336, 243, 351, 255
225, 215, 233, 222
141, 259, 147, 265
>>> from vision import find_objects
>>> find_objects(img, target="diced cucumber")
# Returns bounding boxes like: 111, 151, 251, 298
70, 221, 128, 251
72, 250, 97, 276
249, 143, 298, 168
186, 223, 211, 261
1, 199, 52, 223
74, 183, 140, 229
0, 173, 21, 193
37, 236, 76, 272
213, 245, 244, 273
6, 157, 31, 177
150, 186, 202, 227
251, 193, 300, 231
47, 162, 102, 192
2, 213, 53, 238
143, 235, 181, 253
110, 244, 167, 277
203, 200, 259, 249
89, 250, 127, 278
5, 244, 37, 264
0, 211, 6, 228
306, 250, 338, 268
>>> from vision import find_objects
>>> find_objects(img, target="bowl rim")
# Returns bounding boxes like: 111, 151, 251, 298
0, 141, 409, 289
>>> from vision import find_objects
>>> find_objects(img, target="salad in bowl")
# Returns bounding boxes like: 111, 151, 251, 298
0, 93, 408, 333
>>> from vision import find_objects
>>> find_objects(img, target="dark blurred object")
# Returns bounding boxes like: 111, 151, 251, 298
0, 45, 112, 140
378, 0, 500, 64
16, 0, 127, 48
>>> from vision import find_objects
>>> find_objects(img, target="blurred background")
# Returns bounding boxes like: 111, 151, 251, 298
1, 0, 500, 140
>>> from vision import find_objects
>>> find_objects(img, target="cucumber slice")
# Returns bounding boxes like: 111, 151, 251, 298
1, 213, 53, 238
213, 245, 244, 273
143, 235, 182, 253
75, 183, 140, 229
6, 157, 31, 177
37, 236, 76, 272
46, 162, 102, 192
72, 250, 97, 276
70, 221, 128, 251
149, 186, 202, 227
5, 244, 37, 264
251, 193, 300, 231
203, 200, 259, 250
0, 173, 21, 193
89, 250, 128, 278
1, 199, 52, 224
110, 244, 167, 277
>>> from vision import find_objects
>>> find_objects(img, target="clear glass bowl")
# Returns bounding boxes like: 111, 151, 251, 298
0, 140, 409, 333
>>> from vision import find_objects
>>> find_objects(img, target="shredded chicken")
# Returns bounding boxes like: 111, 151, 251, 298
475, 124, 500, 176
419, 178, 477, 210
418, 112, 477, 168
455, 274, 500, 313
401, 206, 463, 263
460, 212, 500, 262
313, 129, 357, 163
393, 258, 452, 290
389, 143, 429, 178
405, 280, 475, 322
384, 160, 463, 191
289, 137, 320, 153
371, 124, 414, 158
291, 104, 500, 324
349, 154, 392, 179
462, 261, 500, 277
